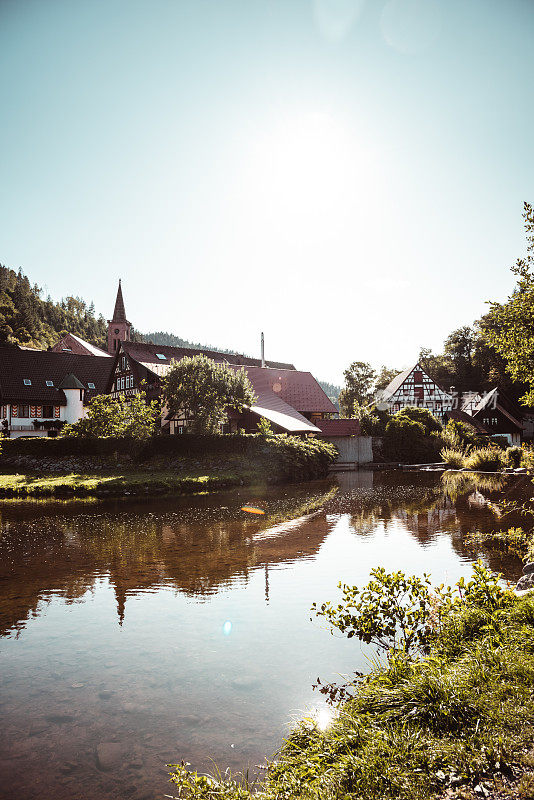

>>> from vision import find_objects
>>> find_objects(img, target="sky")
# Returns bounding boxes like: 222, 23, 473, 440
1, 0, 533, 385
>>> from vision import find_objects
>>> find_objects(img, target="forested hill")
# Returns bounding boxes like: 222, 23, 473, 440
0, 265, 107, 349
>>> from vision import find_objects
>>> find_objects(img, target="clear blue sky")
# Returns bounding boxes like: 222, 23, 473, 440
1, 0, 533, 384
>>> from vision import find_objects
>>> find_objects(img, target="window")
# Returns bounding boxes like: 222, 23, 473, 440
156, 353, 166, 360
43, 405, 53, 418
122, 357, 127, 370
23, 379, 31, 386
46, 380, 53, 387
20, 405, 30, 418
87, 382, 95, 389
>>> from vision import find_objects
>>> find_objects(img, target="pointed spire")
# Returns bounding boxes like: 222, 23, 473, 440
112, 279, 127, 323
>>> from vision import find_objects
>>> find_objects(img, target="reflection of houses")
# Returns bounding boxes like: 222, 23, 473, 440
0, 347, 114, 438
377, 363, 453, 421
0, 493, 336, 632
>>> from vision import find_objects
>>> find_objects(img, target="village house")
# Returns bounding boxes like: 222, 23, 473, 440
99, 282, 343, 435
0, 347, 114, 437
376, 363, 454, 421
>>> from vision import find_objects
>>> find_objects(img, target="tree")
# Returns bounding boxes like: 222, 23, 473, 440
374, 365, 399, 392
62, 392, 159, 438
162, 354, 256, 434
338, 361, 376, 417
483, 203, 534, 405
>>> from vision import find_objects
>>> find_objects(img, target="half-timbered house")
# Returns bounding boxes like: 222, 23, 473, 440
377, 363, 454, 421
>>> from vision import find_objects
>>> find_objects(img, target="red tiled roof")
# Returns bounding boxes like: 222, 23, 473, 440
235, 366, 337, 415
314, 418, 360, 437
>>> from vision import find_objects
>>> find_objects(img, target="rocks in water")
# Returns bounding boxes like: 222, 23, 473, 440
95, 741, 125, 772
516, 572, 534, 592
523, 563, 534, 575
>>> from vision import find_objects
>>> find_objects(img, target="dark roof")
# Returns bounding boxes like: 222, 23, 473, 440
0, 346, 114, 405
58, 373, 85, 390
444, 409, 489, 434
120, 340, 296, 371
110, 280, 129, 323
314, 418, 360, 437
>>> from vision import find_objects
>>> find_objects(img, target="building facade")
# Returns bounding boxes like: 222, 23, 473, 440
377, 363, 454, 421
0, 348, 114, 437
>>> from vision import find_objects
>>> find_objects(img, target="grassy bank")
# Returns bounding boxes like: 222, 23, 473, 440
0, 468, 251, 497
0, 433, 338, 497
169, 573, 534, 800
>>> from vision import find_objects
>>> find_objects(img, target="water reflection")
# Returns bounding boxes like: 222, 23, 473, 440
0, 470, 532, 800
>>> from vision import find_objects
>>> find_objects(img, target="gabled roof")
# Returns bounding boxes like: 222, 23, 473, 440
120, 340, 296, 371
379, 362, 452, 400
67, 334, 111, 357
444, 409, 490, 434
227, 365, 337, 415
0, 347, 114, 405
379, 366, 414, 399
473, 388, 524, 431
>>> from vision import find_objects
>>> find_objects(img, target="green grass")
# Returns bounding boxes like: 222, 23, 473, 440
168, 592, 534, 800
0, 469, 251, 497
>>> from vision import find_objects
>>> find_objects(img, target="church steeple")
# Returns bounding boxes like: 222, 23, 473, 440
112, 279, 127, 322
107, 280, 132, 354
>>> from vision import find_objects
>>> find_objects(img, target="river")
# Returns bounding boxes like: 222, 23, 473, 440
0, 469, 529, 799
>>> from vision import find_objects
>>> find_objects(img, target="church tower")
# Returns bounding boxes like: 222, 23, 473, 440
107, 280, 132, 354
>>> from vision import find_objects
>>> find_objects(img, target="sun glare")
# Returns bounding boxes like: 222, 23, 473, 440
240, 111, 373, 228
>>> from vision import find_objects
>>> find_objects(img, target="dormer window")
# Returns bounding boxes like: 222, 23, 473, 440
46, 381, 53, 387
23, 379, 31, 386
156, 353, 166, 360
87, 382, 95, 389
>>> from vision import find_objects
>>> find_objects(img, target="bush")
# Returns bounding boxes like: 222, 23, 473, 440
464, 446, 504, 472
441, 419, 478, 451
440, 447, 465, 468
395, 407, 442, 436
382, 416, 441, 464
506, 445, 522, 468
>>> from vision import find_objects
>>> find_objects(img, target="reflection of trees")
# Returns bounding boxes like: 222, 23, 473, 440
337, 470, 528, 578
0, 487, 337, 634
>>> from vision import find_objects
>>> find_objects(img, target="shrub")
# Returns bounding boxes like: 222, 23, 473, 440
382, 416, 441, 464
441, 419, 478, 450
506, 445, 522, 468
395, 407, 442, 436
440, 447, 465, 469
464, 446, 504, 472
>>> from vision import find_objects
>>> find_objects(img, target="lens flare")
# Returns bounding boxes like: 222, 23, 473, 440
241, 506, 265, 515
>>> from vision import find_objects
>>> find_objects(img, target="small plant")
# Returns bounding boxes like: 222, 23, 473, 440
256, 417, 273, 436
464, 446, 504, 472
312, 567, 455, 658
440, 447, 465, 469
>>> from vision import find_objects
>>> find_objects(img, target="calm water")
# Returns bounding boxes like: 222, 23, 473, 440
0, 470, 530, 800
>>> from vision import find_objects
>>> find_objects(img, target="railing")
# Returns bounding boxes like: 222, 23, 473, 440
7, 425, 36, 431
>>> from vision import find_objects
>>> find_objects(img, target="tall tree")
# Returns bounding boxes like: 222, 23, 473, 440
339, 361, 376, 417
162, 354, 257, 434
483, 202, 534, 405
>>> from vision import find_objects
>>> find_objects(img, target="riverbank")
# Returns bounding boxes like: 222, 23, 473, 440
0, 433, 338, 497
0, 467, 249, 497
170, 581, 534, 800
